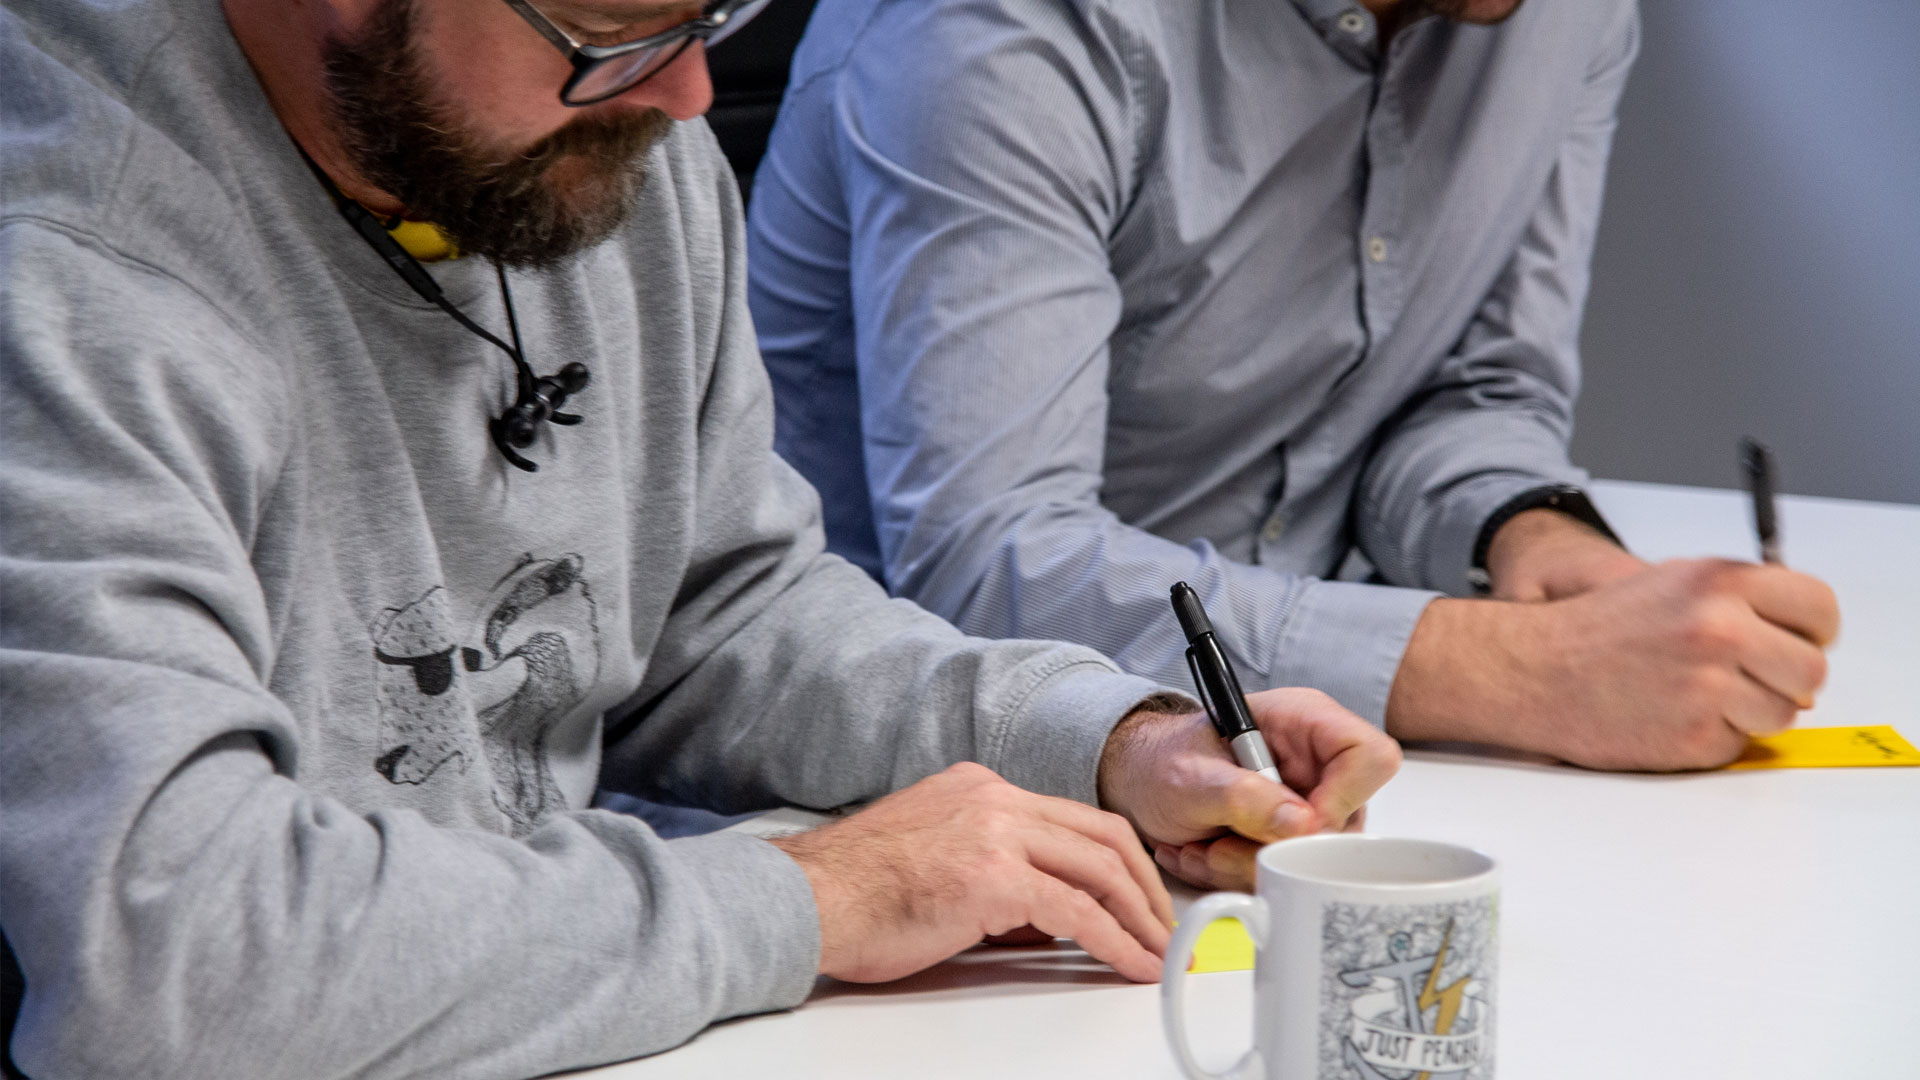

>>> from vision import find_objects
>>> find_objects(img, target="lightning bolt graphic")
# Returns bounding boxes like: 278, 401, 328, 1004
1414, 918, 1470, 1080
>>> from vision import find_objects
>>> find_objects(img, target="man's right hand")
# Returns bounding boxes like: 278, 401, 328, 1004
1389, 558, 1841, 771
770, 762, 1173, 984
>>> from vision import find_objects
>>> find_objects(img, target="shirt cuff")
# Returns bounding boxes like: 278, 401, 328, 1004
1421, 470, 1587, 597
666, 830, 822, 1020
986, 657, 1191, 806
1268, 579, 1438, 728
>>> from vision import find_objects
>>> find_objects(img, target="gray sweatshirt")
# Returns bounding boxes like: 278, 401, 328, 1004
0, 2, 1169, 1077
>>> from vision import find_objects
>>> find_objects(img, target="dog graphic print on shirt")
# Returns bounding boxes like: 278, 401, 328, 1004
369, 553, 602, 836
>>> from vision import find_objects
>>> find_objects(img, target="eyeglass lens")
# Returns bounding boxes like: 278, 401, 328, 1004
560, 0, 774, 105
566, 38, 692, 104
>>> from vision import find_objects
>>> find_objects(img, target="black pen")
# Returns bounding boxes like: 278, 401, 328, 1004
1740, 437, 1783, 564
1169, 582, 1281, 783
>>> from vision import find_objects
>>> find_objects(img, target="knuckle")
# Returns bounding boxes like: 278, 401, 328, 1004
1372, 734, 1405, 774
975, 805, 1020, 838
1677, 711, 1726, 753
974, 848, 1022, 881
1804, 649, 1830, 692
1700, 557, 1744, 587
1816, 582, 1841, 624
1682, 607, 1741, 655
1167, 754, 1216, 791
1093, 807, 1135, 838
1678, 727, 1734, 768
1683, 667, 1730, 710
1094, 824, 1137, 862
1293, 687, 1339, 712
1206, 843, 1237, 873
1176, 845, 1208, 880
1664, 557, 1713, 590
1064, 890, 1101, 921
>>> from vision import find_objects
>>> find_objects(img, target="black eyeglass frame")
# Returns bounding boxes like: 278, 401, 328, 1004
503, 0, 771, 106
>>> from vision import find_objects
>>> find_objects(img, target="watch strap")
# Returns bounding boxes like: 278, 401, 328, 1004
1466, 484, 1623, 594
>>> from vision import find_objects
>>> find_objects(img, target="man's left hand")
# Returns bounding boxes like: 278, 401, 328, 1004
1097, 688, 1400, 890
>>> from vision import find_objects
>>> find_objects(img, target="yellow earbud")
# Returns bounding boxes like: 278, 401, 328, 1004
386, 218, 459, 262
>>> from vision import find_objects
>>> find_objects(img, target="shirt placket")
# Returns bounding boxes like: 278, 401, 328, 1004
1357, 29, 1407, 354
1260, 5, 1405, 565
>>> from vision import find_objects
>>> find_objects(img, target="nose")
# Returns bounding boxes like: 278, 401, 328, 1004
613, 40, 713, 122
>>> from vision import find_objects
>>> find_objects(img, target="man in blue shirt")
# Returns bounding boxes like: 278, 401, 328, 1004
748, 0, 1841, 784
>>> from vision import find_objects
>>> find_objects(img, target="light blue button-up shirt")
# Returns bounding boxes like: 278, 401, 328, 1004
748, 0, 1638, 725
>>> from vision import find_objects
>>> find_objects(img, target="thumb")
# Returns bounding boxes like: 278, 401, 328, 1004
1205, 757, 1320, 843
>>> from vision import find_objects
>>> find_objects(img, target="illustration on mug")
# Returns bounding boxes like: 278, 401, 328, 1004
1319, 898, 1496, 1079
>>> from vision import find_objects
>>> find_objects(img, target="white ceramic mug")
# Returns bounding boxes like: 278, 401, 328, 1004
1162, 835, 1499, 1080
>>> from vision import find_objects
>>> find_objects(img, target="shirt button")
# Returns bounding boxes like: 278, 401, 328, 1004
1337, 11, 1367, 34
1263, 517, 1286, 542
1367, 236, 1389, 262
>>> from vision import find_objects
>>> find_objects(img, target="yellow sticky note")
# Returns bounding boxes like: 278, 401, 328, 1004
1724, 725, 1920, 769
1189, 917, 1256, 973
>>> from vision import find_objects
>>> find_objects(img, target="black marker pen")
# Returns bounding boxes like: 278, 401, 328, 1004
1169, 581, 1281, 784
1740, 437, 1783, 565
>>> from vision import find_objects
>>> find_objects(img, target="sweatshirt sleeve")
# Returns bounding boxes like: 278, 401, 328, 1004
0, 221, 815, 1080
598, 133, 1177, 814
1354, 7, 1641, 596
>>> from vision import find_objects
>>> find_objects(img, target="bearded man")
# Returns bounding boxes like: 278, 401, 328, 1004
0, 1, 1402, 1077
749, 0, 1842, 772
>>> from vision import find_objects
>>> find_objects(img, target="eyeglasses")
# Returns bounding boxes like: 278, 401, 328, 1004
504, 0, 774, 106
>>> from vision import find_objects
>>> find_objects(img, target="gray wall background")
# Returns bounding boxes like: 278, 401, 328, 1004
1573, 4, 1920, 505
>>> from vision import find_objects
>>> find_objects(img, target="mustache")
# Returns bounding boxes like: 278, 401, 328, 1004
485, 107, 676, 201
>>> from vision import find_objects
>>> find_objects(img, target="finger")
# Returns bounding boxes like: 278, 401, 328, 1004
1246, 687, 1350, 795
1021, 870, 1163, 983
1299, 718, 1401, 831
1733, 612, 1829, 708
1741, 566, 1841, 646
1341, 805, 1367, 833
1028, 796, 1175, 929
1247, 689, 1400, 824
1183, 752, 1318, 844
1162, 835, 1262, 891
1155, 841, 1206, 888
1154, 842, 1180, 881
1721, 669, 1800, 738
1023, 822, 1173, 957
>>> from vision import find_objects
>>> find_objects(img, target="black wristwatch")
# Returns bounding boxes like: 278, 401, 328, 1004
1466, 484, 1624, 594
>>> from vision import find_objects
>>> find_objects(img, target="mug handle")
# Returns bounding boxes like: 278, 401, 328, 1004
1162, 891, 1269, 1080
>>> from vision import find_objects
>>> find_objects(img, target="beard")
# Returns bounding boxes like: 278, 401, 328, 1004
321, 0, 675, 268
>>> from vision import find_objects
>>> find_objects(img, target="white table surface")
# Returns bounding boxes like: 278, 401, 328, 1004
579, 480, 1920, 1080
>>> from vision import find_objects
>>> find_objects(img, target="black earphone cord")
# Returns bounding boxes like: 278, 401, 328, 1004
297, 147, 588, 472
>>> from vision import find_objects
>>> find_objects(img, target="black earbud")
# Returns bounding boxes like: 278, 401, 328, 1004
491, 362, 591, 471
301, 149, 591, 474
